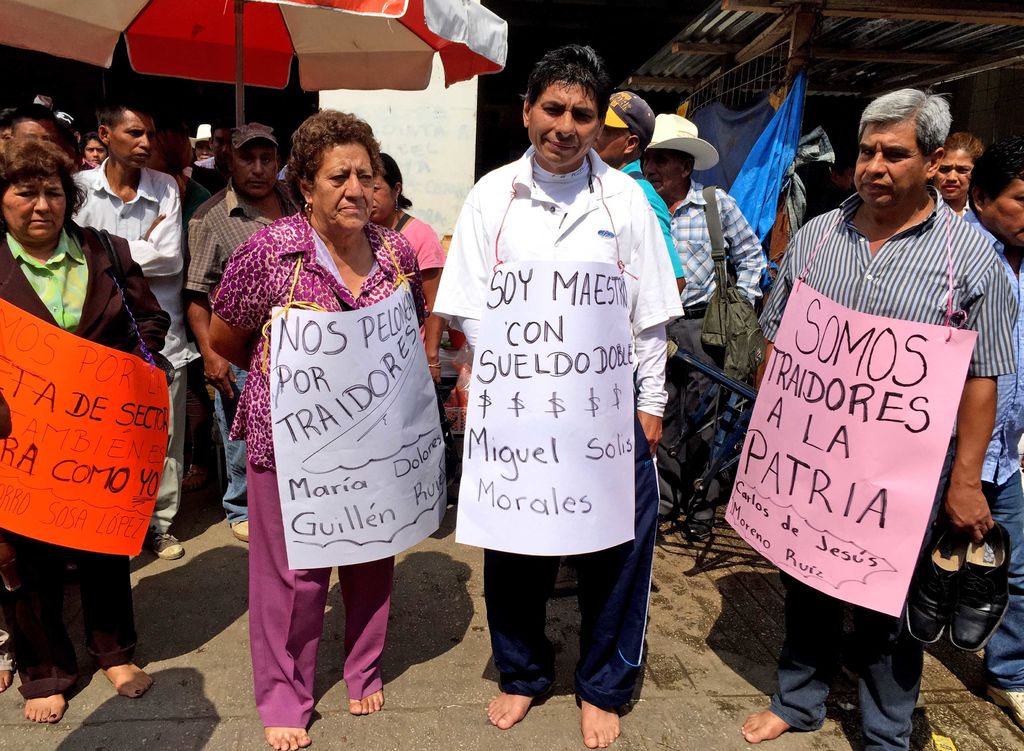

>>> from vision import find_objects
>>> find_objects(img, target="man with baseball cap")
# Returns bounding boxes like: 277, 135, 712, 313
186, 123, 299, 543
644, 113, 765, 539
597, 92, 684, 291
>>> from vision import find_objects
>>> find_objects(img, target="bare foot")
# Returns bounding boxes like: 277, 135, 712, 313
0, 669, 12, 693
348, 689, 384, 716
102, 663, 154, 698
580, 700, 620, 749
486, 692, 533, 730
742, 710, 790, 743
24, 694, 67, 723
264, 726, 311, 750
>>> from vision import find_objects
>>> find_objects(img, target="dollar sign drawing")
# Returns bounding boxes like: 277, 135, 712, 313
478, 389, 492, 419
508, 392, 525, 417
547, 392, 565, 419
587, 387, 600, 417
612, 384, 622, 411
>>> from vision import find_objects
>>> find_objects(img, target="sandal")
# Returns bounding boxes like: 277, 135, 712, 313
182, 464, 210, 494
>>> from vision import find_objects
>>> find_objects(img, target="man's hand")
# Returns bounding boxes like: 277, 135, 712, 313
637, 411, 662, 457
143, 214, 166, 241
944, 479, 994, 543
203, 349, 237, 399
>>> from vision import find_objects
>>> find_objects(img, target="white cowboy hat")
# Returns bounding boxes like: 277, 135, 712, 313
647, 114, 720, 170
191, 123, 212, 147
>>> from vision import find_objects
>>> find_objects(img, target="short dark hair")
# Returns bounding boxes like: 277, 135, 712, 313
55, 119, 79, 158
525, 45, 612, 118
378, 152, 412, 210
211, 117, 235, 134
11, 103, 57, 129
0, 108, 16, 130
0, 138, 84, 231
970, 135, 1024, 206
96, 101, 153, 129
150, 109, 190, 137
288, 109, 382, 201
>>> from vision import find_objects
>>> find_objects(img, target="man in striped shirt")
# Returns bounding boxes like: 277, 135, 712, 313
742, 90, 1015, 750
968, 136, 1024, 729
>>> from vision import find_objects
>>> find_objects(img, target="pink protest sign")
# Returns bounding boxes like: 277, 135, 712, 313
727, 282, 976, 616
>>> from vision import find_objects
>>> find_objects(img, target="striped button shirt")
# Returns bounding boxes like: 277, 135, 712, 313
671, 180, 765, 308
964, 214, 1024, 485
761, 191, 1016, 378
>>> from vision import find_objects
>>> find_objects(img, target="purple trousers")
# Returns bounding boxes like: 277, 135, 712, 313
248, 463, 393, 728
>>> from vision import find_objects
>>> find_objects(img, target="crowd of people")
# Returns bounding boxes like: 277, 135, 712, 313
0, 41, 1021, 751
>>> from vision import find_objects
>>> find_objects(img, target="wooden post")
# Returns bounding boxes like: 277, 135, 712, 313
235, 0, 245, 127
786, 5, 818, 81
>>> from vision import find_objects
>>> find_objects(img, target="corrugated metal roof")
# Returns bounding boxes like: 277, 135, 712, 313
629, 2, 1024, 99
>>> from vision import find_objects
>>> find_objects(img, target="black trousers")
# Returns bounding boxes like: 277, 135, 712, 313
0, 532, 136, 699
483, 417, 659, 709
659, 314, 725, 517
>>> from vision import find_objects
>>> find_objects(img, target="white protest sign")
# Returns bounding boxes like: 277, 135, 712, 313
456, 261, 636, 555
270, 287, 445, 569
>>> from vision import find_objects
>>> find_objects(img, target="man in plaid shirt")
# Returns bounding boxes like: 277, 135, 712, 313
642, 114, 765, 538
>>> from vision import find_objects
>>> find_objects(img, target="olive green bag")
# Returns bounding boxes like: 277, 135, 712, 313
700, 185, 765, 383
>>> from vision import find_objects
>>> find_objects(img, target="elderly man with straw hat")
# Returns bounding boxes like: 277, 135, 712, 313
643, 113, 765, 539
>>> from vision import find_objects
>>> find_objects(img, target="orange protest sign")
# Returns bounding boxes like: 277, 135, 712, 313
0, 299, 168, 555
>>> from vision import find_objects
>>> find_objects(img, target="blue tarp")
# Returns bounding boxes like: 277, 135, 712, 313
729, 71, 808, 241
690, 91, 774, 191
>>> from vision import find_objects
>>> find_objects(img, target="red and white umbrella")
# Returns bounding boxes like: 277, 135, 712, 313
0, 0, 507, 120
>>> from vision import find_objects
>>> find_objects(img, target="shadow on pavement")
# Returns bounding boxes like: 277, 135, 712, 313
131, 545, 249, 664
312, 549, 474, 701
705, 571, 785, 697
385, 550, 475, 682
830, 702, 934, 751
925, 638, 987, 692
56, 667, 219, 751
658, 506, 779, 577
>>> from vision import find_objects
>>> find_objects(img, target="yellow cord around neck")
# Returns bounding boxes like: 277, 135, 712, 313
259, 257, 328, 374
259, 229, 410, 374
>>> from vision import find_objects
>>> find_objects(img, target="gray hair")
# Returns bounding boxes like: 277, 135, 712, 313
858, 89, 951, 155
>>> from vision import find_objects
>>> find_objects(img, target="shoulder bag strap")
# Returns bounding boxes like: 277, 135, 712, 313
702, 185, 730, 290
393, 212, 413, 233
90, 228, 157, 366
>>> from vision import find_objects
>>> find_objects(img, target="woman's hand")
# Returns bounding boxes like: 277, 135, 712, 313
0, 391, 11, 439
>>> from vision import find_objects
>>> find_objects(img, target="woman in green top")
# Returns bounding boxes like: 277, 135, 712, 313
0, 138, 168, 725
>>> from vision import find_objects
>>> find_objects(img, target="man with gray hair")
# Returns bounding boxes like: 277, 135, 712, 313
742, 89, 1015, 749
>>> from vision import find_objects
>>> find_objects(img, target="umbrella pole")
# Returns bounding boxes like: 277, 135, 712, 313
235, 0, 245, 127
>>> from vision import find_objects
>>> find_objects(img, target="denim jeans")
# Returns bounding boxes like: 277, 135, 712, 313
769, 574, 924, 751
984, 473, 1024, 690
767, 448, 959, 751
214, 364, 248, 523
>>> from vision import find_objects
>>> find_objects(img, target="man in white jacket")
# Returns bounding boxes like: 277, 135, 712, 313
74, 102, 195, 561
434, 45, 681, 749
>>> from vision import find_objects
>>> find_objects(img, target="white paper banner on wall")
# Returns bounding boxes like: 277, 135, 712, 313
270, 288, 445, 569
456, 261, 636, 556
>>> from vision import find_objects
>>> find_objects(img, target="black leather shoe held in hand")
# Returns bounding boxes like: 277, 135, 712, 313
906, 530, 967, 643
950, 522, 1010, 652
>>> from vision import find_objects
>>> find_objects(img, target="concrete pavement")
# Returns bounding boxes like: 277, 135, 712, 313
0, 486, 1020, 750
